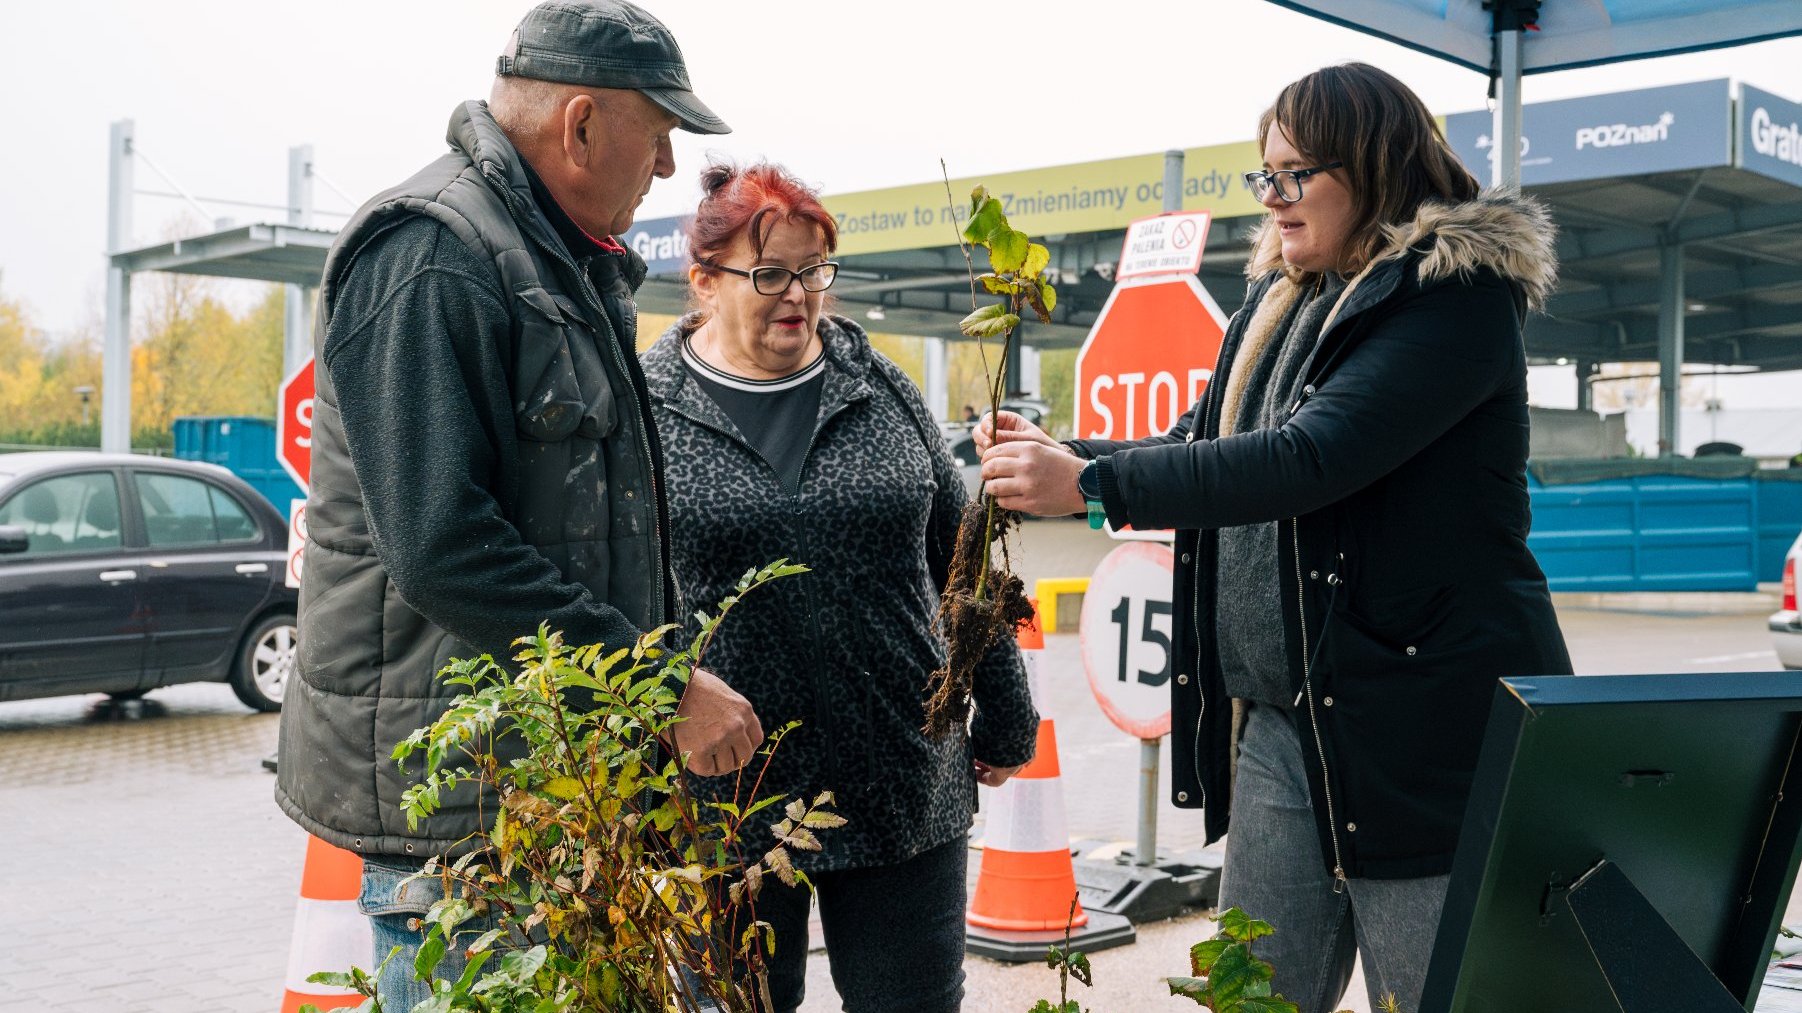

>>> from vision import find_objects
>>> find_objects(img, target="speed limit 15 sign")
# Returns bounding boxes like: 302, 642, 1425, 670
1078, 542, 1176, 739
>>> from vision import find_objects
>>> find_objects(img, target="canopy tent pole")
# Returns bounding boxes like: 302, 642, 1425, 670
1492, 28, 1524, 191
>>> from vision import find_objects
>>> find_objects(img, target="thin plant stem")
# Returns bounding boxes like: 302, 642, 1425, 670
973, 291, 1020, 601
1061, 893, 1078, 1005
940, 159, 979, 313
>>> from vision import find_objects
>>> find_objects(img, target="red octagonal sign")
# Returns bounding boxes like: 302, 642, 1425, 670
1074, 275, 1229, 445
278, 357, 315, 491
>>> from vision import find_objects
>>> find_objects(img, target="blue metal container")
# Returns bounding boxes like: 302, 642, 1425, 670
172, 416, 304, 512
1528, 470, 1802, 592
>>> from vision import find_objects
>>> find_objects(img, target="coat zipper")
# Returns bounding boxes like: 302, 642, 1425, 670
482, 164, 666, 623
1187, 371, 1216, 812
784, 397, 857, 781
1292, 523, 1347, 889
1180, 302, 1257, 813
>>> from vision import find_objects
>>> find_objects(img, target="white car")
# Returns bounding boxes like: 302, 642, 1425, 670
1772, 531, 1801, 670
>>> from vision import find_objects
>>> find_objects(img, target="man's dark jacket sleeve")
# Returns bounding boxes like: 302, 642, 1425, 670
321, 217, 644, 663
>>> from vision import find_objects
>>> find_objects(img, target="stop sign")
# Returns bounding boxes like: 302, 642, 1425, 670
1073, 275, 1229, 443
278, 358, 315, 490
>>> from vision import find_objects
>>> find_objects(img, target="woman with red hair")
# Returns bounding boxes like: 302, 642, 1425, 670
641, 162, 1040, 1012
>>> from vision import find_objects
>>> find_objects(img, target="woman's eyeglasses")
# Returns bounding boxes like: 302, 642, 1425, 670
702, 260, 840, 296
1243, 161, 1343, 204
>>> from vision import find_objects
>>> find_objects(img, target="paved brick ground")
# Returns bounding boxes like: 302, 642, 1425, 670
2, 518, 1791, 1012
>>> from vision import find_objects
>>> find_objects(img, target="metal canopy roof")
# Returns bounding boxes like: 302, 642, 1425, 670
1540, 165, 1802, 371
109, 223, 336, 287
641, 165, 1802, 371
636, 78, 1802, 372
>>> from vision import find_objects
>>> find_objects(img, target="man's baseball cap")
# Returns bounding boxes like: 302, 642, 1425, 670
496, 0, 730, 135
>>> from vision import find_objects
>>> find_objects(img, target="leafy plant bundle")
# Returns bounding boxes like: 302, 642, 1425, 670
1166, 907, 1314, 1013
1028, 897, 1094, 1013
1027, 905, 1359, 1013
922, 179, 1058, 737
303, 560, 843, 1013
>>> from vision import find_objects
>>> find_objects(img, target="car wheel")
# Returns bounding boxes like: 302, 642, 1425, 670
107, 689, 149, 702
230, 613, 296, 713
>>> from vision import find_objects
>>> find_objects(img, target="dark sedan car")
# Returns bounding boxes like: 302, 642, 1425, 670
0, 452, 298, 711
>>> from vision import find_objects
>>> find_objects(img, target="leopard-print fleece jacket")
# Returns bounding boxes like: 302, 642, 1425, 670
643, 312, 1039, 872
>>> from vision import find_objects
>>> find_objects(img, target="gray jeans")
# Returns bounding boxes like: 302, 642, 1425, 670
1219, 703, 1449, 1013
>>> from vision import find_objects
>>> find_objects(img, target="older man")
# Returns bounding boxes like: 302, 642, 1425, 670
274, 0, 760, 997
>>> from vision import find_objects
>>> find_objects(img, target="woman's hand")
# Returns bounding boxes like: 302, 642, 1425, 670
973, 759, 1025, 788
972, 410, 1060, 455
981, 440, 1086, 516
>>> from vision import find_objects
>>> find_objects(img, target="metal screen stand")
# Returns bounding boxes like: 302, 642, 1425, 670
1564, 859, 1745, 1013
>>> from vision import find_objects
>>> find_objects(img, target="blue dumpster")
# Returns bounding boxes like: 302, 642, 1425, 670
1526, 459, 1802, 592
172, 416, 304, 512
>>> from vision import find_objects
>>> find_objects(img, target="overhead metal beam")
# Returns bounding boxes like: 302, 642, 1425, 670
1548, 262, 1802, 317
110, 223, 335, 285
1522, 315, 1611, 358
834, 273, 975, 297
1616, 302, 1802, 349
1559, 200, 1802, 262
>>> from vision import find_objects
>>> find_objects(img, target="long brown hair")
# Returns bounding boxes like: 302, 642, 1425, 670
1259, 63, 1479, 273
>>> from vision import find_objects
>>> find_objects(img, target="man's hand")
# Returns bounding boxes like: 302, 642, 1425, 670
671, 668, 764, 776
973, 759, 1026, 788
973, 410, 1060, 455
981, 440, 1086, 517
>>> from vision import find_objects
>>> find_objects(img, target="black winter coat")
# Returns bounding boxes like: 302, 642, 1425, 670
643, 314, 1039, 872
1071, 194, 1573, 881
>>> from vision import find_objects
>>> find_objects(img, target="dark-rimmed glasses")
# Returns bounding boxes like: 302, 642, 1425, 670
1243, 161, 1344, 204
702, 260, 840, 296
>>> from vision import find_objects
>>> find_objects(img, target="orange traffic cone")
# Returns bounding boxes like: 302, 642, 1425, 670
966, 600, 1135, 961
280, 835, 372, 1013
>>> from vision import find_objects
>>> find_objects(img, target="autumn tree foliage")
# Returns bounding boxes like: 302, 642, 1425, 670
0, 276, 286, 450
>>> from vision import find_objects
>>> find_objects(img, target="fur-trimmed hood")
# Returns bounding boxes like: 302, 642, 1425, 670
1245, 189, 1558, 311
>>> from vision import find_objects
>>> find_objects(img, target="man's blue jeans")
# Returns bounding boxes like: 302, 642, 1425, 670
358, 856, 501, 1010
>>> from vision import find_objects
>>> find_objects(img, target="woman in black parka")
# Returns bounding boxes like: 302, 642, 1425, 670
979, 64, 1572, 1013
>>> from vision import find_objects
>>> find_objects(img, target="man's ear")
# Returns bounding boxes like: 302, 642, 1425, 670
563, 93, 599, 169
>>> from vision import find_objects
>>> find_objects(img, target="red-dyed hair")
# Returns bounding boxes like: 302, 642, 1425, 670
687, 162, 839, 275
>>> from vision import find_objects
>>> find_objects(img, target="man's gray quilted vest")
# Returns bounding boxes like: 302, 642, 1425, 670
275, 100, 668, 857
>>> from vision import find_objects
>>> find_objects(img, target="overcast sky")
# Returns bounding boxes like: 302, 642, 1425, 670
3, 0, 1799, 409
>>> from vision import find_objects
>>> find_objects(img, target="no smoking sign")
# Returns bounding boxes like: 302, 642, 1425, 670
1115, 210, 1211, 280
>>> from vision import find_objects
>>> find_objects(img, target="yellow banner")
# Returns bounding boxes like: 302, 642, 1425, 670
822, 139, 1267, 257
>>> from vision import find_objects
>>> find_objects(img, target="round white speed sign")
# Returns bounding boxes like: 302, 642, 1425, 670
1079, 542, 1176, 739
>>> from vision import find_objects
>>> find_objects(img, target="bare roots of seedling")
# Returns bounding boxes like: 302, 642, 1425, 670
923, 500, 1034, 737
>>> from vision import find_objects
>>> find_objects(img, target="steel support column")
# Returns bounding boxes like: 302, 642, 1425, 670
102, 120, 135, 453
284, 144, 316, 376
1657, 245, 1685, 457
923, 336, 947, 422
